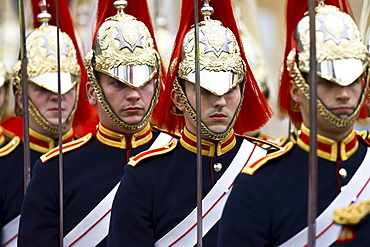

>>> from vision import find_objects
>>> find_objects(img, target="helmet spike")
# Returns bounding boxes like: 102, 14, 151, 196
201, 1, 214, 21
37, 0, 51, 27
113, 0, 128, 15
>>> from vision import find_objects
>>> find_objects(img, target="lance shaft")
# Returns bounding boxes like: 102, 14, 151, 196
307, 0, 318, 246
193, 0, 203, 246
55, 0, 64, 245
17, 0, 31, 194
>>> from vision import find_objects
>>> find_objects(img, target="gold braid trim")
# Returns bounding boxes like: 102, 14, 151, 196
333, 199, 370, 225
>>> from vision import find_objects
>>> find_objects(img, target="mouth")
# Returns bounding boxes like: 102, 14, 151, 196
124, 106, 142, 113
330, 107, 354, 117
210, 112, 227, 121
48, 108, 65, 113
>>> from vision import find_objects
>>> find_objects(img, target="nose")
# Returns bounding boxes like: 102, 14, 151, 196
336, 86, 350, 101
125, 87, 140, 102
213, 95, 227, 109
50, 92, 63, 102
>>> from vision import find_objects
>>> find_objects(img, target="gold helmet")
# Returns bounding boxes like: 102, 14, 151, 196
280, 2, 369, 127
152, 0, 271, 140
13, 0, 80, 133
85, 0, 161, 131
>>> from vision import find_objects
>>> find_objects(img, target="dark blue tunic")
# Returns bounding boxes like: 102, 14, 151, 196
107, 130, 274, 247
218, 132, 370, 247
17, 125, 166, 247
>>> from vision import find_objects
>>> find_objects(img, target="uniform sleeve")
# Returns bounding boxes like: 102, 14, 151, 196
18, 159, 60, 247
107, 164, 154, 247
218, 173, 270, 247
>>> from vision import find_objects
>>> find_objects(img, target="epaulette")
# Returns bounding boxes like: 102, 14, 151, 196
238, 134, 282, 152
128, 139, 178, 167
40, 133, 92, 163
333, 199, 370, 225
242, 141, 294, 175
358, 130, 370, 146
152, 125, 181, 139
0, 136, 21, 157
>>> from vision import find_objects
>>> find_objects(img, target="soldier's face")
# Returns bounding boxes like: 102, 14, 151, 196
292, 76, 363, 140
25, 83, 76, 126
94, 72, 155, 131
180, 81, 241, 138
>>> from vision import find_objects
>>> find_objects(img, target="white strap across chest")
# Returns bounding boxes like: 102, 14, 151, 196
63, 132, 175, 247
1, 215, 20, 247
279, 147, 370, 247
154, 139, 267, 247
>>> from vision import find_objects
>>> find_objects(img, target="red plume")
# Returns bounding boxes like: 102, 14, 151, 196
31, 0, 99, 137
151, 0, 271, 135
278, 0, 359, 125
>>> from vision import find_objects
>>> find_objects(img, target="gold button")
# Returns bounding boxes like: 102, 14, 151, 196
214, 163, 222, 172
340, 185, 347, 192
339, 168, 347, 178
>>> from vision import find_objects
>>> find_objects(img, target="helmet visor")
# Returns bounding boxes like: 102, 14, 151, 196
180, 70, 243, 96
100, 65, 157, 89
30, 72, 78, 94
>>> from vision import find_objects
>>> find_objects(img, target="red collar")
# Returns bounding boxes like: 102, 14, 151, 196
297, 124, 358, 161
29, 128, 74, 153
96, 122, 153, 149
180, 127, 236, 157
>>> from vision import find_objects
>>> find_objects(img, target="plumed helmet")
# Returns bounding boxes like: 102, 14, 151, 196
13, 0, 81, 134
152, 0, 271, 139
85, 0, 161, 131
279, 0, 369, 127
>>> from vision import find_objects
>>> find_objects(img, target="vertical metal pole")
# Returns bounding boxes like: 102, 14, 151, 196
17, 0, 31, 194
55, 0, 64, 246
193, 0, 203, 246
307, 0, 318, 246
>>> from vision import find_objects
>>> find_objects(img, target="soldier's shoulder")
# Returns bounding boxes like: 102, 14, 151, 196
358, 130, 370, 146
128, 139, 179, 167
242, 141, 295, 175
152, 126, 181, 139
0, 135, 21, 157
237, 134, 282, 153
40, 133, 93, 163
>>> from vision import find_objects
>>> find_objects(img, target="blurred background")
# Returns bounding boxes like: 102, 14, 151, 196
0, 0, 367, 139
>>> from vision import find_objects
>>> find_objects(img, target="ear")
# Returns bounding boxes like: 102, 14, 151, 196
86, 82, 98, 106
15, 90, 23, 110
290, 81, 303, 104
171, 89, 185, 112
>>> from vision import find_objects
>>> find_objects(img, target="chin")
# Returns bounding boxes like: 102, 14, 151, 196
208, 126, 228, 134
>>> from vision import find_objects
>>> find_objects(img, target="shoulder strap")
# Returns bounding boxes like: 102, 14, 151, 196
40, 133, 92, 163
243, 141, 294, 175
0, 136, 21, 157
129, 139, 178, 167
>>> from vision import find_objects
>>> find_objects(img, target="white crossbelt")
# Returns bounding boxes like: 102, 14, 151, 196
1, 215, 20, 247
63, 132, 174, 247
155, 139, 267, 247
279, 147, 370, 247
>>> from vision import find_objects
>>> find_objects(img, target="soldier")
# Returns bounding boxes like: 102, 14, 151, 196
0, 0, 85, 245
218, 0, 370, 246
18, 0, 176, 246
107, 0, 278, 246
